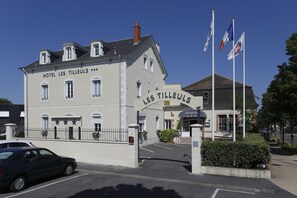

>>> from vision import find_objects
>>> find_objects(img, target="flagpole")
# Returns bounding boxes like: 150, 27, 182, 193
232, 18, 236, 142
243, 31, 246, 139
211, 9, 215, 141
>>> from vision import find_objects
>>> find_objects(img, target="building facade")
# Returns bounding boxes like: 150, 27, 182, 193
21, 22, 167, 144
164, 74, 258, 138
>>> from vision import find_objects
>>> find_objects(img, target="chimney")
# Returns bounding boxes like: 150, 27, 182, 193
134, 21, 141, 44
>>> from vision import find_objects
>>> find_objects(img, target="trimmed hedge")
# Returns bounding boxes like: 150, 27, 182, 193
158, 129, 178, 143
201, 133, 271, 169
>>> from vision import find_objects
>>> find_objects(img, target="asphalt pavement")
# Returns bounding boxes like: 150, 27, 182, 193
0, 142, 296, 198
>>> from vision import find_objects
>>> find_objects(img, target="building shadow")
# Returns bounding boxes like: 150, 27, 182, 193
270, 146, 295, 156
67, 183, 182, 198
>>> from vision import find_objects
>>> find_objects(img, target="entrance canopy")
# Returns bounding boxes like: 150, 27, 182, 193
179, 109, 207, 118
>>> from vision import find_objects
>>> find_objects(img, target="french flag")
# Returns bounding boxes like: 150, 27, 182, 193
218, 23, 233, 50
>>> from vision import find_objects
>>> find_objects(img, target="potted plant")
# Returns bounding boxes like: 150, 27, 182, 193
41, 130, 48, 138
92, 131, 100, 140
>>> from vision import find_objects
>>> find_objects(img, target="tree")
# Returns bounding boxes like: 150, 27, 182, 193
0, 98, 12, 104
258, 33, 297, 145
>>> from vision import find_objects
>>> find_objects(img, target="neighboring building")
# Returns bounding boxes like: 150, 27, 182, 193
0, 104, 24, 135
164, 74, 257, 138
20, 22, 167, 144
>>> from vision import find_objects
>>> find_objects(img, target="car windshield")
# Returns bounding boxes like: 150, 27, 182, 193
0, 151, 14, 164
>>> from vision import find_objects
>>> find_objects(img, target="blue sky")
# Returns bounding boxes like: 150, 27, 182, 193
0, 0, 296, 107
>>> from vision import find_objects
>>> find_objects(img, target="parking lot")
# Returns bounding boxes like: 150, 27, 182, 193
0, 142, 296, 198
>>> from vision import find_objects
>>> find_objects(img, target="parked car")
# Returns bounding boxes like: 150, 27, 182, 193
0, 140, 35, 149
0, 147, 77, 192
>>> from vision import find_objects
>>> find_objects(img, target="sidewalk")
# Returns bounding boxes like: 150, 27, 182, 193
270, 145, 297, 196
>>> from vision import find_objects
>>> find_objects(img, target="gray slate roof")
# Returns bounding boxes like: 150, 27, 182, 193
21, 35, 167, 76
183, 74, 258, 110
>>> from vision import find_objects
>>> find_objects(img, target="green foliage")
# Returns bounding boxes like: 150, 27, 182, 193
0, 135, 6, 140
201, 133, 270, 169
0, 98, 12, 104
258, 32, 297, 135
159, 129, 178, 143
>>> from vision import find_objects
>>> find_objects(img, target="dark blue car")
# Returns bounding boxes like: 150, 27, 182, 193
0, 147, 77, 192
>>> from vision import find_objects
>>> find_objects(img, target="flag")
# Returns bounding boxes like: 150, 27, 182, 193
203, 21, 213, 52
227, 32, 244, 60
218, 23, 233, 50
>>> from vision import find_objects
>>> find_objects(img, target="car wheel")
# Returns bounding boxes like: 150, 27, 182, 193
64, 164, 74, 176
10, 176, 26, 192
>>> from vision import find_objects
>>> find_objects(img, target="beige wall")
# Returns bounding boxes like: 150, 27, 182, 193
25, 139, 129, 167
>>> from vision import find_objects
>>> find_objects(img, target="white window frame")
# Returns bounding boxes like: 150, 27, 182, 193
139, 116, 146, 132
91, 77, 102, 98
41, 83, 49, 101
136, 80, 141, 98
144, 54, 148, 69
90, 41, 104, 57
41, 115, 49, 130
92, 113, 102, 132
164, 119, 171, 130
150, 58, 154, 72
65, 80, 74, 99
62, 43, 77, 61
39, 51, 51, 65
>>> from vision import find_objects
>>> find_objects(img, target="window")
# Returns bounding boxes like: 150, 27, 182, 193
42, 53, 47, 64
94, 44, 99, 56
139, 116, 146, 132
65, 81, 73, 99
39, 149, 56, 160
150, 59, 154, 72
39, 51, 51, 65
203, 92, 209, 100
92, 79, 101, 97
136, 81, 141, 97
92, 113, 102, 132
42, 115, 49, 131
90, 42, 104, 57
144, 56, 147, 69
229, 115, 239, 131
218, 115, 227, 131
66, 47, 72, 60
156, 116, 159, 130
62, 43, 77, 61
41, 84, 48, 100
164, 119, 171, 130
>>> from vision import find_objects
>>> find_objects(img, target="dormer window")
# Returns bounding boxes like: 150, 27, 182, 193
39, 51, 51, 65
62, 43, 77, 61
90, 41, 104, 57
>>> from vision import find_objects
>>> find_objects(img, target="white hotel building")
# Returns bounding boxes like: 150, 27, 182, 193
21, 22, 167, 144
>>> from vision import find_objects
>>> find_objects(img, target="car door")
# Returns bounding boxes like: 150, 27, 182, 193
38, 149, 65, 177
23, 150, 48, 182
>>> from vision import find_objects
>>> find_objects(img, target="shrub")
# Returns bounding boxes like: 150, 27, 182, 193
201, 133, 270, 169
159, 129, 178, 143
0, 135, 6, 140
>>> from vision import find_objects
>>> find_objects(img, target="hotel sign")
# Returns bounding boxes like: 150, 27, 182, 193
134, 88, 203, 111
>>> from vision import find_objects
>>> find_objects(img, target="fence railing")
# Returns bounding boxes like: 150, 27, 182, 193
25, 127, 128, 143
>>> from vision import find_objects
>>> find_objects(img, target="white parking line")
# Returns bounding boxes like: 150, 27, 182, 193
140, 156, 152, 159
139, 146, 154, 153
211, 188, 256, 198
4, 173, 88, 198
153, 143, 173, 150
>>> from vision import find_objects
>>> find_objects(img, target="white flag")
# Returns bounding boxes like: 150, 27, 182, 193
204, 21, 213, 52
227, 32, 245, 60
